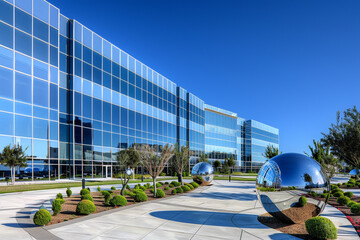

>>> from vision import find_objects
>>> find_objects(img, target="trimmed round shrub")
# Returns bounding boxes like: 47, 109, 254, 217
298, 196, 307, 207
347, 201, 357, 208
165, 182, 169, 185
169, 184, 174, 188
337, 183, 341, 187
349, 178, 356, 184
97, 186, 101, 191
156, 183, 162, 188
344, 192, 354, 198
323, 190, 328, 193
55, 198, 65, 204
111, 186, 116, 190
149, 189, 154, 194
66, 188, 72, 198
52, 199, 62, 215
309, 191, 318, 197
190, 182, 199, 188
140, 186, 147, 191
186, 184, 194, 190
347, 183, 354, 188
337, 196, 350, 206
305, 216, 337, 240
175, 187, 183, 193
126, 184, 131, 190
80, 188, 90, 196
333, 191, 344, 198
81, 194, 93, 202
110, 195, 127, 206
134, 191, 148, 202
155, 189, 165, 198
171, 181, 181, 187
56, 193, 63, 199
164, 186, 169, 191
331, 184, 339, 190
171, 189, 177, 194
134, 185, 140, 190
159, 182, 164, 185
33, 209, 51, 226
351, 203, 360, 214
76, 200, 96, 215
181, 185, 191, 192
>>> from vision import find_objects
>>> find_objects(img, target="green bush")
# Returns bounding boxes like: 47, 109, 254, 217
181, 185, 191, 192
33, 209, 51, 226
190, 182, 199, 188
149, 189, 154, 193
159, 182, 164, 185
331, 184, 339, 190
169, 184, 174, 188
140, 186, 147, 191
349, 178, 356, 184
126, 185, 131, 190
337, 196, 350, 206
347, 183, 354, 188
171, 181, 181, 187
164, 186, 169, 191
56, 193, 63, 199
171, 189, 177, 194
52, 199, 62, 215
76, 200, 96, 215
159, 172, 166, 176
134, 191, 148, 202
97, 186, 101, 191
165, 182, 169, 185
333, 191, 344, 198
155, 189, 165, 198
337, 183, 341, 187
80, 188, 90, 196
111, 186, 116, 190
309, 191, 318, 197
347, 201, 357, 208
298, 196, 307, 207
305, 216, 337, 240
176, 187, 183, 193
66, 188, 72, 197
110, 195, 127, 206
186, 184, 194, 190
81, 194, 93, 202
145, 183, 151, 189
351, 203, 360, 214
55, 198, 65, 204
156, 183, 162, 188
344, 192, 354, 198
321, 193, 329, 198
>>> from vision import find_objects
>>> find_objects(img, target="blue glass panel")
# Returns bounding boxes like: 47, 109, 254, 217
33, 60, 48, 80
0, 45, 13, 69
83, 95, 92, 118
15, 101, 32, 116
50, 83, 58, 109
15, 115, 32, 137
50, 46, 58, 67
50, 27, 58, 46
33, 78, 48, 107
50, 121, 58, 140
33, 118, 48, 139
83, 79, 92, 96
50, 66, 58, 84
103, 41, 111, 59
93, 130, 101, 146
93, 68, 102, 85
83, 27, 92, 48
15, 0, 32, 14
33, 38, 48, 62
0, 98, 13, 112
33, 105, 48, 119
15, 8, 32, 34
34, 18, 49, 42
50, 109, 57, 121
50, 5, 59, 29
103, 132, 111, 147
74, 76, 81, 92
93, 52, 102, 69
15, 72, 32, 103
15, 30, 32, 56
0, 66, 13, 99
103, 57, 111, 73
93, 83, 101, 99
15, 52, 32, 74
103, 101, 111, 123
83, 46, 92, 64
0, 0, 13, 25
74, 21, 82, 42
74, 58, 81, 77
93, 34, 102, 54
0, 112, 13, 135
93, 99, 102, 121
103, 72, 111, 89
33, 139, 48, 158
112, 46, 120, 63
59, 35, 67, 54
75, 41, 81, 59
112, 76, 119, 92
0, 22, 13, 49
34, 0, 49, 23
83, 62, 91, 81
59, 53, 67, 73
59, 124, 69, 142
59, 15, 68, 36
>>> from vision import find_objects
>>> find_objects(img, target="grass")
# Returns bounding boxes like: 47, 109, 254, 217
213, 176, 256, 181
0, 177, 177, 194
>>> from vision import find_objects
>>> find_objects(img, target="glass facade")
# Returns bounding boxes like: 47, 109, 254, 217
0, 0, 279, 179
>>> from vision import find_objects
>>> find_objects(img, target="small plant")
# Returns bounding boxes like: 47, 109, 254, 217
111, 186, 116, 190
350, 203, 360, 214
80, 188, 90, 196
164, 186, 169, 191
33, 209, 52, 226
305, 216, 337, 240
171, 189, 177, 194
165, 182, 169, 185
52, 199, 62, 215
56, 193, 63, 199
140, 186, 147, 191
97, 186, 101, 191
176, 187, 183, 193
81, 194, 94, 202
66, 188, 72, 197
186, 184, 194, 190
344, 192, 353, 198
169, 184, 174, 188
320, 193, 329, 198
156, 182, 162, 188
298, 196, 307, 207
336, 196, 350, 206
347, 201, 357, 208
309, 191, 318, 197
134, 191, 148, 202
181, 185, 191, 192
156, 189, 165, 198
333, 191, 344, 198
190, 182, 199, 188
110, 195, 127, 206
126, 185, 131, 190
87, 187, 91, 192
76, 200, 96, 215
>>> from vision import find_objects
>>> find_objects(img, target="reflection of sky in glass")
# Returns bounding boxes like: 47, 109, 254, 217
191, 162, 214, 175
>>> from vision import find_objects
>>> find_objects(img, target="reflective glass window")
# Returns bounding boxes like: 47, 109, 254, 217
93, 52, 102, 69
0, 0, 13, 25
103, 57, 111, 73
0, 98, 13, 112
33, 139, 48, 158
0, 66, 13, 99
15, 115, 32, 137
112, 76, 119, 92
33, 60, 48, 80
50, 5, 59, 29
34, 0, 49, 23
120, 51, 128, 68
50, 66, 58, 84
121, 80, 128, 95
103, 72, 111, 89
103, 132, 111, 147
15, 102, 31, 116
0, 45, 13, 69
50, 83, 58, 109
83, 27, 92, 48
112, 62, 119, 77
103, 41, 111, 59
50, 27, 58, 46
15, 30, 32, 56
33, 105, 48, 122
74, 21, 81, 42
59, 53, 67, 73
60, 15, 68, 36
74, 58, 81, 77
112, 46, 120, 63
93, 67, 102, 85
33, 78, 48, 107
93, 99, 102, 121
83, 95, 92, 118
103, 101, 111, 123
33, 38, 48, 62
83, 62, 92, 81
93, 130, 101, 146
60, 35, 67, 54
83, 46, 92, 64
120, 67, 128, 81
15, 52, 32, 74
50, 46, 58, 66
34, 18, 49, 42
0, 112, 13, 135
15, 72, 32, 103
15, 0, 32, 14
0, 22, 12, 48
15, 8, 32, 34
83, 79, 92, 96
50, 121, 58, 140
75, 41, 81, 59
33, 118, 48, 139
93, 83, 102, 99
93, 34, 102, 54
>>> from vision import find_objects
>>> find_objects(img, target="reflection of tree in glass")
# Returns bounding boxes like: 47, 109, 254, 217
303, 173, 313, 190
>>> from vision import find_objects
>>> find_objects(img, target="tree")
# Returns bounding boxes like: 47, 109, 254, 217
213, 160, 221, 172
263, 145, 281, 160
170, 143, 190, 185
198, 153, 209, 163
226, 157, 236, 169
0, 144, 28, 185
305, 140, 342, 179
136, 144, 174, 197
322, 106, 360, 174
116, 147, 140, 195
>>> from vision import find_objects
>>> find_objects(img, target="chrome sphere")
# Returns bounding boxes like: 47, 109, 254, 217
192, 162, 214, 185
256, 153, 330, 223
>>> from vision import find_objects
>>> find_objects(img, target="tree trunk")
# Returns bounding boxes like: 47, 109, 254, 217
120, 173, 128, 195
178, 173, 183, 185
153, 177, 156, 197
11, 167, 15, 185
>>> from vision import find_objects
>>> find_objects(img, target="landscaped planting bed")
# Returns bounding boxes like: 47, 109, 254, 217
44, 181, 200, 226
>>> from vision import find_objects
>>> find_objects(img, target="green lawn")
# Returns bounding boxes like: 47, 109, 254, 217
0, 177, 177, 194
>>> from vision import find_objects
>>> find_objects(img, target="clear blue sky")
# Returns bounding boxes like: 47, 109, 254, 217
48, 0, 360, 154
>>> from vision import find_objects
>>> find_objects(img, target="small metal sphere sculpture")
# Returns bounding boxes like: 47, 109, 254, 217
192, 162, 214, 185
256, 153, 330, 223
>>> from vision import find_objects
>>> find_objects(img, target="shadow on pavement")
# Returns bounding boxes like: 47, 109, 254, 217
2, 223, 35, 228
188, 191, 257, 201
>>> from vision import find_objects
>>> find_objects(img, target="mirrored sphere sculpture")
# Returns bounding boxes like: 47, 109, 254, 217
192, 162, 214, 185
256, 153, 330, 223
350, 169, 359, 176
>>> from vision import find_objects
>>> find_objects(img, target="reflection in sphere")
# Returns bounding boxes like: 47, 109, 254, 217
256, 153, 330, 223
191, 162, 214, 185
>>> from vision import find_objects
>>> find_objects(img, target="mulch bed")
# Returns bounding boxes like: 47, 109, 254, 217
47, 183, 191, 225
